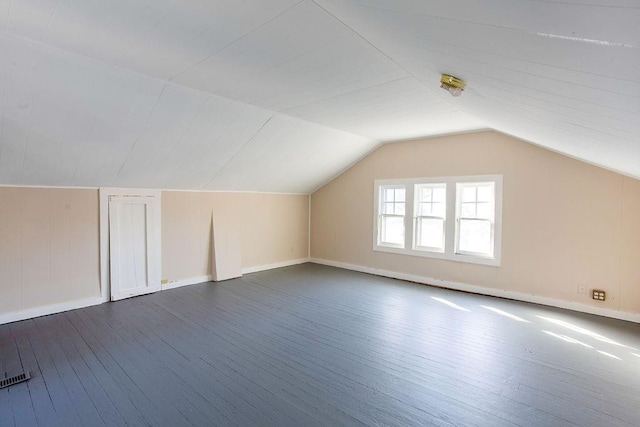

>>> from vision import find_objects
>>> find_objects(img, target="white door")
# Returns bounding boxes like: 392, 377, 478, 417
109, 195, 160, 301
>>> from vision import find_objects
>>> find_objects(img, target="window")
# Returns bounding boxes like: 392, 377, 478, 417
414, 184, 446, 252
456, 182, 495, 257
378, 185, 406, 248
373, 175, 502, 266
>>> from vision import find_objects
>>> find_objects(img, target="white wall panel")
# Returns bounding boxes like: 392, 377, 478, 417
0, 187, 100, 317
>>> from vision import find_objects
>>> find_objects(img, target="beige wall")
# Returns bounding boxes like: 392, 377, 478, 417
0, 187, 101, 315
311, 131, 640, 315
161, 191, 309, 283
1, 187, 308, 319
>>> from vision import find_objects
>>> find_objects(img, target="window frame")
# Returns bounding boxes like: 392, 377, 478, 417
373, 175, 502, 266
413, 183, 447, 253
377, 184, 407, 249
455, 181, 496, 258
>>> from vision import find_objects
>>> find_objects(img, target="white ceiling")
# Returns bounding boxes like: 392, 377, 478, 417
0, 0, 638, 193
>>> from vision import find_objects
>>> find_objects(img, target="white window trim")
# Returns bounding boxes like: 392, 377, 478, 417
373, 175, 502, 267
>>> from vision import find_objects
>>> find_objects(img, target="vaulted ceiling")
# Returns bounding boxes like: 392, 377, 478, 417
0, 0, 637, 193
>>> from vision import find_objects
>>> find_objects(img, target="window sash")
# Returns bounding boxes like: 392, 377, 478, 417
379, 214, 405, 247
456, 218, 493, 256
414, 183, 446, 252
414, 215, 445, 252
455, 182, 495, 258
379, 184, 407, 248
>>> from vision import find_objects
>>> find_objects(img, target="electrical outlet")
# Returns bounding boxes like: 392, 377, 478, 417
161, 279, 169, 285
577, 283, 585, 295
592, 289, 606, 301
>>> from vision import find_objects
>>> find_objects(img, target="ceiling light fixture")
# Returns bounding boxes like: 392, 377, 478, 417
440, 74, 466, 97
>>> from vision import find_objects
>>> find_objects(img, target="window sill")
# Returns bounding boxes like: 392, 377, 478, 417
373, 245, 501, 267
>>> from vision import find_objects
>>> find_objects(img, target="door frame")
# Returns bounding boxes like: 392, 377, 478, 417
99, 188, 161, 302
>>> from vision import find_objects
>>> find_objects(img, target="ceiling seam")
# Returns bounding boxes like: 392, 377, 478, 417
113, 84, 168, 182
0, 29, 378, 144
161, 96, 227, 187
353, 3, 638, 47
203, 114, 275, 189
309, 0, 442, 98
4, 0, 13, 29
122, 0, 184, 53
309, 0, 486, 126
17, 74, 37, 185
48, 107, 76, 185
152, 94, 212, 188
70, 117, 98, 185
188, 104, 250, 189
478, 88, 640, 146
411, 42, 640, 103
40, 0, 61, 42
495, 130, 640, 182
278, 76, 413, 114
168, 0, 307, 82
403, 33, 640, 85
459, 74, 640, 127
477, 94, 639, 149
521, 0, 640, 10
208, 32, 395, 109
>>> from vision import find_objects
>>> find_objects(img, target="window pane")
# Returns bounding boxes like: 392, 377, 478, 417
383, 202, 394, 214
395, 188, 405, 202
432, 202, 446, 218
419, 187, 432, 202
461, 202, 476, 217
380, 216, 404, 246
416, 218, 444, 249
384, 188, 395, 202
476, 202, 493, 219
394, 202, 405, 215
477, 185, 493, 202
458, 219, 491, 255
461, 186, 476, 202
419, 202, 432, 216
432, 187, 446, 202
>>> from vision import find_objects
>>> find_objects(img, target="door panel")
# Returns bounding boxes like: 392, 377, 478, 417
109, 196, 160, 300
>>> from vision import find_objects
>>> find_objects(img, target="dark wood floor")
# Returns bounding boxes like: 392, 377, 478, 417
1, 263, 639, 426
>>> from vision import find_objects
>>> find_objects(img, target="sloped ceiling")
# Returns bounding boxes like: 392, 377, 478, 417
0, 1, 637, 193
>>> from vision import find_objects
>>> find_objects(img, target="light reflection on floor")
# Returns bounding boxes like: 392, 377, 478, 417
403, 284, 640, 365
598, 351, 622, 360
431, 296, 470, 312
536, 315, 637, 350
481, 305, 530, 323
542, 330, 593, 348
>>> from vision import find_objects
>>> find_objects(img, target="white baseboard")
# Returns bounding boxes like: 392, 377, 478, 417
310, 258, 640, 324
0, 296, 106, 325
241, 257, 309, 274
161, 258, 310, 290
162, 275, 214, 291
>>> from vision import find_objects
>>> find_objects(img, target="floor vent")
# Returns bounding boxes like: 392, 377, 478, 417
0, 372, 31, 389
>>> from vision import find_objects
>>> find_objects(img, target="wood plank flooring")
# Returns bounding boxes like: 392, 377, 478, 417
1, 263, 639, 426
